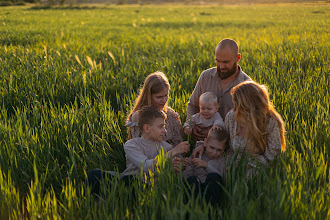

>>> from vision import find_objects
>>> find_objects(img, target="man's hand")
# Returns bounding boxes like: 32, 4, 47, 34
192, 158, 208, 168
192, 125, 212, 141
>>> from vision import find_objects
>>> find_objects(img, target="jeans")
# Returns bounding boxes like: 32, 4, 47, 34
186, 173, 224, 206
87, 168, 136, 195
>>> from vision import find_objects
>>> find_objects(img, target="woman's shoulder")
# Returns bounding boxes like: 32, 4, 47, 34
225, 109, 235, 122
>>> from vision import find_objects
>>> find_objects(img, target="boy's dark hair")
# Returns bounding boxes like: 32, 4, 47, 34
206, 127, 229, 149
138, 106, 166, 131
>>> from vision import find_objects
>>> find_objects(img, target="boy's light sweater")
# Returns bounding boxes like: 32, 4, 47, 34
121, 137, 173, 178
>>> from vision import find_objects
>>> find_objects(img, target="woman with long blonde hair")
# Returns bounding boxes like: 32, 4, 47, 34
225, 81, 286, 173
126, 71, 184, 147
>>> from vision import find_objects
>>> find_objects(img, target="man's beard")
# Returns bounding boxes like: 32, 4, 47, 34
217, 62, 238, 80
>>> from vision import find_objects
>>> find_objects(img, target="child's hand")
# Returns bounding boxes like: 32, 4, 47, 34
211, 125, 220, 130
173, 141, 190, 156
192, 158, 208, 168
184, 127, 191, 135
183, 157, 191, 167
172, 157, 183, 173
192, 143, 204, 158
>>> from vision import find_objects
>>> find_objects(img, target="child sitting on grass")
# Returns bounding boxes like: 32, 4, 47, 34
182, 127, 229, 206
183, 92, 224, 136
121, 105, 190, 179
87, 106, 190, 195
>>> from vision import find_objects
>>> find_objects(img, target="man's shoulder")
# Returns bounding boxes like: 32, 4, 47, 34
200, 67, 217, 78
239, 68, 252, 82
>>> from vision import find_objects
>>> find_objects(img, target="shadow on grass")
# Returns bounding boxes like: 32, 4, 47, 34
0, 35, 39, 46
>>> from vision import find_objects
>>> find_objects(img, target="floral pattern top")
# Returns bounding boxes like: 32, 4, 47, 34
225, 110, 282, 167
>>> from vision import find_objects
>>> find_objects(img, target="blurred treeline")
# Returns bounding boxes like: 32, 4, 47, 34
1, 0, 327, 7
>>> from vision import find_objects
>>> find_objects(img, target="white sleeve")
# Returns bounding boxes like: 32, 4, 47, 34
124, 141, 154, 172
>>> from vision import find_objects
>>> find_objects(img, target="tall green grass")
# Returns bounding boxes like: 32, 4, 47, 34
0, 4, 329, 219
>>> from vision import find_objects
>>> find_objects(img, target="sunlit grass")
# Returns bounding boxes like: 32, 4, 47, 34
0, 3, 329, 219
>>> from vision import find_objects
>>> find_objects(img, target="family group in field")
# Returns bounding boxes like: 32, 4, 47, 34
87, 38, 286, 205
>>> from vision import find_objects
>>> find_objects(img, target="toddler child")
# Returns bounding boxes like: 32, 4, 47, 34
183, 92, 224, 135
182, 127, 228, 205
183, 127, 228, 183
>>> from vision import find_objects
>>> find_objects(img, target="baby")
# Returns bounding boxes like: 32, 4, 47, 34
183, 92, 224, 135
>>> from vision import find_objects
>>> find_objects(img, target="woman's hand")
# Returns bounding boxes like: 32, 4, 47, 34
192, 158, 208, 168
192, 143, 205, 158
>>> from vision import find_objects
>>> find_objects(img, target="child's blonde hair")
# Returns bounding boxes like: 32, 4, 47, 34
231, 81, 286, 154
206, 127, 229, 150
199, 92, 218, 107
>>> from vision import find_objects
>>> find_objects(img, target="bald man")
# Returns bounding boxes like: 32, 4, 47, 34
187, 38, 252, 140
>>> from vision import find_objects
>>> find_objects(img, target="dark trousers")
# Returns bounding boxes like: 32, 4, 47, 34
186, 173, 224, 206
87, 168, 136, 195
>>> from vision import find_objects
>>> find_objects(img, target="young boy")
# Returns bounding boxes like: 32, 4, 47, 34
121, 106, 190, 179
182, 127, 228, 205
183, 127, 228, 183
87, 106, 189, 194
183, 92, 224, 135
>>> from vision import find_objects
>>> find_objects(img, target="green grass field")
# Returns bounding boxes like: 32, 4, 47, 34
0, 3, 329, 219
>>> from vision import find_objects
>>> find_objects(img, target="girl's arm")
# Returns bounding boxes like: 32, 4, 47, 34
166, 108, 183, 147
126, 112, 141, 138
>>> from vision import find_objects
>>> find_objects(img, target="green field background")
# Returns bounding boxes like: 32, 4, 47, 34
0, 4, 329, 219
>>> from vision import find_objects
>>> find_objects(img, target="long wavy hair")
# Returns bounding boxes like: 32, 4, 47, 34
127, 71, 170, 139
231, 81, 286, 154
